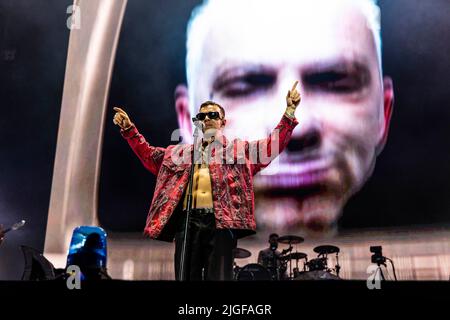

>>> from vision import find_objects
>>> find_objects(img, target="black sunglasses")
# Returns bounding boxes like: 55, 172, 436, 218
195, 111, 222, 121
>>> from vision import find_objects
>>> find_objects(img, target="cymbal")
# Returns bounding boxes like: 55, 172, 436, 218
281, 252, 308, 260
277, 235, 304, 244
233, 248, 252, 259
313, 245, 340, 255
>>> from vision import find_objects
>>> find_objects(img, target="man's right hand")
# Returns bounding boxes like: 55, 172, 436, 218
113, 107, 133, 130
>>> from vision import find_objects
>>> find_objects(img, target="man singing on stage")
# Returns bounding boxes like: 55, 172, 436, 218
113, 81, 301, 280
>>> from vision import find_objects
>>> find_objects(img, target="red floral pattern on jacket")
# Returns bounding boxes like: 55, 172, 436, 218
121, 115, 298, 241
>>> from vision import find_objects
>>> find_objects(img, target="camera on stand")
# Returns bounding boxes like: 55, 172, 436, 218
369, 245, 398, 281
370, 246, 386, 265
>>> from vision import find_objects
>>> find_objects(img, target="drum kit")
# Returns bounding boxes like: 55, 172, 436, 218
233, 235, 341, 281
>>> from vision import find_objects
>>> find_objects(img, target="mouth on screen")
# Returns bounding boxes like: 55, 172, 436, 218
254, 157, 333, 195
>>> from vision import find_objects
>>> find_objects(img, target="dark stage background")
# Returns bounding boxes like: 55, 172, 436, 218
0, 0, 449, 279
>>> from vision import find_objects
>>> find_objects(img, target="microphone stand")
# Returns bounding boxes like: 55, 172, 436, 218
288, 243, 293, 279
335, 252, 341, 278
179, 121, 203, 281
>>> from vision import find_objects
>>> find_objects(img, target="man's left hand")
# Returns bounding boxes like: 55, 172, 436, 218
285, 81, 301, 119
286, 80, 301, 108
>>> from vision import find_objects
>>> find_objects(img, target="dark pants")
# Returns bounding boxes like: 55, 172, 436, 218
174, 209, 237, 281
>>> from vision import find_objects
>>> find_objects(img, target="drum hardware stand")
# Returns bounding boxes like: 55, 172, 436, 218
287, 243, 293, 279
335, 252, 341, 278
325, 254, 331, 273
294, 255, 299, 275
321, 252, 331, 273
292, 255, 303, 279
276, 235, 305, 280
233, 262, 240, 280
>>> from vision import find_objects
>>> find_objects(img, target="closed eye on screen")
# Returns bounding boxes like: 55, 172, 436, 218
214, 73, 276, 97
303, 71, 367, 93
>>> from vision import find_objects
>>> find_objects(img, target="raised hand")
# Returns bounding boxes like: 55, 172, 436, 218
286, 80, 301, 108
113, 107, 133, 130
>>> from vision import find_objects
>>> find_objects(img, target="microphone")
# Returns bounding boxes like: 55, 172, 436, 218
192, 117, 204, 129
3, 220, 26, 233
192, 117, 205, 128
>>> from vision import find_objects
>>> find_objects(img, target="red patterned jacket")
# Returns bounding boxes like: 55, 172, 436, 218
121, 115, 298, 241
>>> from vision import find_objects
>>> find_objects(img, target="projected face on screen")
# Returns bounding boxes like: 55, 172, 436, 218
176, 0, 394, 233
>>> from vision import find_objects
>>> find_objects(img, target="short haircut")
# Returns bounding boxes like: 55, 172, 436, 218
269, 233, 279, 239
185, 0, 383, 113
199, 100, 226, 119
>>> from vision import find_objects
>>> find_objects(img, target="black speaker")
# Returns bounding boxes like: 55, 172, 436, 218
20, 245, 56, 281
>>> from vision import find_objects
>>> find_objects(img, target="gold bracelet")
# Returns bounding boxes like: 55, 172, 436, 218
284, 106, 296, 119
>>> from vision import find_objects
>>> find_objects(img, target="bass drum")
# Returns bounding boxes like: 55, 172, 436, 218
294, 270, 340, 280
236, 263, 271, 281
306, 258, 327, 271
